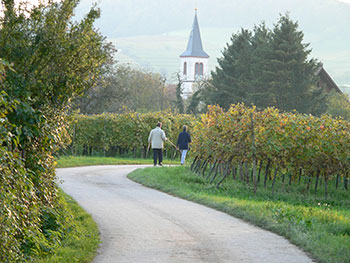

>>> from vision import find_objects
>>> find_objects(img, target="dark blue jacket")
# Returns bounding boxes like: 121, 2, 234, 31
176, 130, 192, 150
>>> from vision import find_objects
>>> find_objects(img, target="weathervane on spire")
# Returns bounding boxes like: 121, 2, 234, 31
195, 0, 198, 12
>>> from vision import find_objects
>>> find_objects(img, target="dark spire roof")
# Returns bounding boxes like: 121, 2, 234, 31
180, 12, 209, 58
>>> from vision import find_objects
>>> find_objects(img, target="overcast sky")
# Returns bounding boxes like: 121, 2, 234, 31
70, 0, 350, 85
2, 0, 350, 85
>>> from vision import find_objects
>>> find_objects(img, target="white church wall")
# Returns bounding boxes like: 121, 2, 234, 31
180, 57, 209, 99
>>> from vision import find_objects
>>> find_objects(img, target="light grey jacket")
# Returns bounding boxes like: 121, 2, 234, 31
148, 127, 166, 149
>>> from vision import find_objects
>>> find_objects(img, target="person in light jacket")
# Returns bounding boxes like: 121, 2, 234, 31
176, 125, 192, 165
148, 122, 167, 166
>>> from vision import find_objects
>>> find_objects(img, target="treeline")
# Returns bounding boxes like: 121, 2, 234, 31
0, 0, 111, 261
67, 111, 196, 158
74, 65, 178, 114
198, 14, 327, 115
190, 104, 350, 198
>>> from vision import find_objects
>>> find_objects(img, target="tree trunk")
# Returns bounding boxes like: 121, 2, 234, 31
201, 160, 209, 177
264, 159, 271, 188
239, 162, 244, 181
190, 156, 198, 171
257, 160, 263, 183
271, 165, 279, 196
194, 159, 202, 173
335, 174, 339, 189
314, 170, 320, 194
288, 173, 292, 186
206, 160, 218, 180
232, 165, 237, 180
210, 163, 221, 184
216, 163, 230, 188
344, 176, 348, 191
324, 174, 329, 200
244, 162, 249, 184
298, 168, 302, 184
306, 174, 312, 192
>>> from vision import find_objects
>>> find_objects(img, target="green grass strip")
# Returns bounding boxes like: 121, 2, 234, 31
34, 192, 100, 263
56, 155, 179, 168
128, 166, 350, 263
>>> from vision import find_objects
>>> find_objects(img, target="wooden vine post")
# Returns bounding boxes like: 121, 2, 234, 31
251, 112, 257, 194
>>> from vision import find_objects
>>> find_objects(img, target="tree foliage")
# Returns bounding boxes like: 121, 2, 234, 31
174, 73, 184, 113
326, 91, 350, 121
0, 0, 111, 260
75, 64, 175, 114
204, 14, 325, 114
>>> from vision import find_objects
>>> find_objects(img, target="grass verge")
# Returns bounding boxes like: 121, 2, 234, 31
128, 166, 350, 263
57, 155, 179, 168
34, 191, 100, 263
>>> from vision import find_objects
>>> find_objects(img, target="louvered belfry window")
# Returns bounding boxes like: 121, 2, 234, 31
195, 62, 203, 77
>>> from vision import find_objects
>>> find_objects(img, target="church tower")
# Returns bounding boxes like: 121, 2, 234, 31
180, 10, 209, 99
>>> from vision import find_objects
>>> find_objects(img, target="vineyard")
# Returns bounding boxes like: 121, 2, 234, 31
190, 104, 350, 198
65, 104, 350, 199
68, 111, 196, 158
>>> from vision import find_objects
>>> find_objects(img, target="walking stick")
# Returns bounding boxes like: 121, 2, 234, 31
146, 143, 150, 158
167, 139, 180, 160
167, 139, 177, 149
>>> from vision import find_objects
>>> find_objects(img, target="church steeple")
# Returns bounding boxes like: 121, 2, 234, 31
179, 10, 209, 99
180, 11, 209, 58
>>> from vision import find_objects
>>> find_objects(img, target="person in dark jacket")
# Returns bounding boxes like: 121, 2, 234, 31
176, 125, 192, 165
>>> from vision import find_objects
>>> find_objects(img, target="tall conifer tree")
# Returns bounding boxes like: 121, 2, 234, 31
204, 29, 253, 109
203, 14, 325, 114
268, 14, 319, 112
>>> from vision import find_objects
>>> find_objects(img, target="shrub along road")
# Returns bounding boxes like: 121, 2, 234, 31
57, 165, 313, 263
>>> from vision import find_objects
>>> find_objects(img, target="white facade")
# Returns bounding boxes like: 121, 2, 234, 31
180, 56, 209, 99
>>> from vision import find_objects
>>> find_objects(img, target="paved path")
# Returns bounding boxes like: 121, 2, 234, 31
57, 165, 314, 263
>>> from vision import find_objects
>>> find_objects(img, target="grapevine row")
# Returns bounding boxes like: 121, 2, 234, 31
190, 104, 350, 198
68, 110, 196, 158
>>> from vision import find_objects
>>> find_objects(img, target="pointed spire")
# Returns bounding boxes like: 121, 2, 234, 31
180, 11, 209, 58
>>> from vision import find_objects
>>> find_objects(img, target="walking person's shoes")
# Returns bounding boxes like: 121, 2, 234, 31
158, 163, 163, 166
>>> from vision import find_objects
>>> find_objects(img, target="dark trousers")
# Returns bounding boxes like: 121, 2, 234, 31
152, 148, 163, 165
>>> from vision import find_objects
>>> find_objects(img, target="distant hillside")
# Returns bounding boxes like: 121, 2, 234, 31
111, 27, 350, 85
75, 0, 350, 85
110, 28, 233, 82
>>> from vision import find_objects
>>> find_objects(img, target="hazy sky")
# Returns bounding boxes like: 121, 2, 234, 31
72, 0, 350, 85
3, 0, 350, 85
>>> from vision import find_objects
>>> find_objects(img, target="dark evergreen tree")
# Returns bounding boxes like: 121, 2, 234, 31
268, 14, 320, 113
202, 14, 326, 114
250, 23, 274, 108
203, 29, 253, 109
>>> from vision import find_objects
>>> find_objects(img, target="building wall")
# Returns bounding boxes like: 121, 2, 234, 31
180, 56, 209, 99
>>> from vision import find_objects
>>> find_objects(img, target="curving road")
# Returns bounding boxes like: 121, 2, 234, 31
57, 165, 314, 263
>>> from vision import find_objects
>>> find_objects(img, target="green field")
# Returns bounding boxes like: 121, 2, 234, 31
128, 166, 350, 263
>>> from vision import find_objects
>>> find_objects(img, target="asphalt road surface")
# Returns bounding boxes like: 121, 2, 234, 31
57, 165, 314, 263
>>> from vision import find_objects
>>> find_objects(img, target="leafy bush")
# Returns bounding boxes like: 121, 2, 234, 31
0, 0, 111, 260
